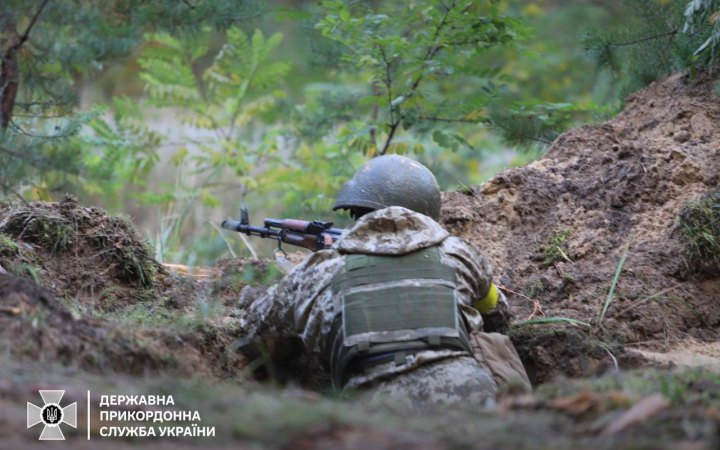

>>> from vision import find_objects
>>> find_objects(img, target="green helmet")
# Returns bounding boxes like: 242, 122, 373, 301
333, 155, 442, 220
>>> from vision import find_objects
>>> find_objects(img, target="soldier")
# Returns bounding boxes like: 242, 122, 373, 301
239, 155, 529, 409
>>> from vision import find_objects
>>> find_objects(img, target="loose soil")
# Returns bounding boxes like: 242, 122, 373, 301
442, 71, 720, 384
0, 197, 282, 381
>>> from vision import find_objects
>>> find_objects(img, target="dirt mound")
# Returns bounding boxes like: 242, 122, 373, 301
0, 268, 250, 380
0, 199, 288, 382
0, 195, 163, 309
442, 72, 720, 383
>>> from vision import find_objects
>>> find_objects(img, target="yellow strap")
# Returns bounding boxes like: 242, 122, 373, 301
474, 282, 499, 314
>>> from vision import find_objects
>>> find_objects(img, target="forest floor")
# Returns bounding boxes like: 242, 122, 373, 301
0, 72, 719, 449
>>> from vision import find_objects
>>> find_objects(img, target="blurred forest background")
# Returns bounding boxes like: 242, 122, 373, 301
1, 0, 719, 265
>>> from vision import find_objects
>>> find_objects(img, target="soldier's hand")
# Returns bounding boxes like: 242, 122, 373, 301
234, 335, 263, 362
233, 335, 305, 382
481, 291, 513, 334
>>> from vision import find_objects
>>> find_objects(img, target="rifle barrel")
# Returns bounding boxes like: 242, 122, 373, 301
221, 219, 280, 238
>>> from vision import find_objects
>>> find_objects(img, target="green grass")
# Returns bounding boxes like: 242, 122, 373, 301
0, 233, 19, 256
513, 316, 592, 329
27, 217, 74, 253
96, 301, 217, 330
7, 262, 41, 283
542, 229, 571, 267
598, 245, 630, 326
679, 191, 720, 268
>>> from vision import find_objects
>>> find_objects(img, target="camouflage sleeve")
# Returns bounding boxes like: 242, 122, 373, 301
439, 236, 513, 333
235, 266, 300, 379
239, 250, 342, 342
439, 236, 493, 306
239, 270, 297, 341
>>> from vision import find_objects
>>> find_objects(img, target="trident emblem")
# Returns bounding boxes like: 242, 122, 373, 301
27, 390, 77, 440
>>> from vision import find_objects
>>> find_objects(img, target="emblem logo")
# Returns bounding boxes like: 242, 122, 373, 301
27, 390, 77, 440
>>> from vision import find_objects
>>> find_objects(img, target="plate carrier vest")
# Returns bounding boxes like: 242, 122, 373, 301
327, 246, 473, 388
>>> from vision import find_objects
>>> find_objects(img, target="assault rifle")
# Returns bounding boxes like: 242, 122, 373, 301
221, 208, 345, 254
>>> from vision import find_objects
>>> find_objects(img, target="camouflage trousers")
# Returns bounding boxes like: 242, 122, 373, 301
359, 356, 498, 411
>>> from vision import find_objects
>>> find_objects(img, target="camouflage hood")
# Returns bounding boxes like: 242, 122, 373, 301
334, 206, 449, 255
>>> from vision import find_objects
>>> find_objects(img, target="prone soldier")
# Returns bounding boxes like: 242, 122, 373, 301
238, 155, 530, 409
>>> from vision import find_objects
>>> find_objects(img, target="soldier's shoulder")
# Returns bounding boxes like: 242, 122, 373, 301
288, 248, 344, 279
439, 235, 479, 253
285, 248, 339, 274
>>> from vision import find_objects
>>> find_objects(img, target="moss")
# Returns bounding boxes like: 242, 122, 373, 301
528, 278, 546, 298
87, 214, 161, 287
562, 273, 576, 283
0, 233, 19, 256
1, 210, 73, 253
678, 191, 720, 270
118, 246, 158, 287
31, 218, 73, 253
541, 229, 571, 267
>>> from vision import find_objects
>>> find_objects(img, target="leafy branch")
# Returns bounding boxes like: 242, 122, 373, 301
607, 29, 679, 48
378, 0, 459, 155
317, 0, 519, 156
683, 0, 720, 63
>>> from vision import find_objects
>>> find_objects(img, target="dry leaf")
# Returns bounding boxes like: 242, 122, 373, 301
600, 393, 669, 436
0, 306, 22, 315
163, 263, 217, 279
550, 392, 601, 416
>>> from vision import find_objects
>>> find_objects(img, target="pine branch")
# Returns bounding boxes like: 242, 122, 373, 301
15, 100, 74, 109
181, 0, 197, 11
418, 115, 477, 124
0, 145, 49, 166
18, 0, 51, 45
492, 121, 553, 146
9, 119, 74, 139
608, 29, 678, 48
12, 112, 67, 119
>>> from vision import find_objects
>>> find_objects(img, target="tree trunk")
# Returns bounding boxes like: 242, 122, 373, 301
0, 42, 20, 130
0, 0, 51, 131
0, 12, 20, 131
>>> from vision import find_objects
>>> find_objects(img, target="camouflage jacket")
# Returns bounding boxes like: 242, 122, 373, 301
239, 206, 499, 387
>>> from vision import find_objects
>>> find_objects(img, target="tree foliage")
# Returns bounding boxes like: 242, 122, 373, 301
316, 0, 523, 155
683, 0, 720, 64
5, 0, 712, 263
0, 0, 264, 195
583, 0, 720, 103
137, 27, 290, 199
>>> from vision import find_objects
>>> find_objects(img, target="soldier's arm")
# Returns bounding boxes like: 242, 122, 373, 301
236, 269, 302, 377
238, 251, 342, 368
440, 237, 512, 333
239, 278, 295, 340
